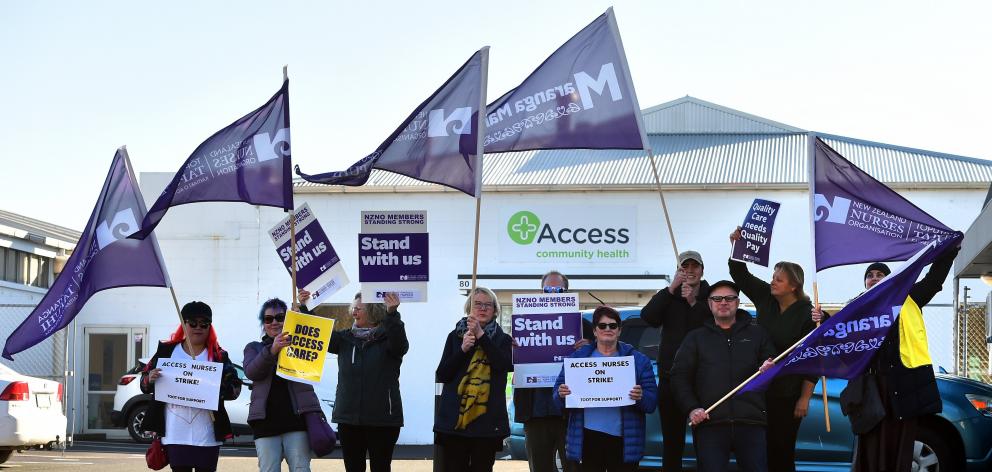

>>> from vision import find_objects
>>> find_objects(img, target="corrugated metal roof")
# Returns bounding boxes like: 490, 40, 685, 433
295, 97, 992, 192
0, 209, 81, 244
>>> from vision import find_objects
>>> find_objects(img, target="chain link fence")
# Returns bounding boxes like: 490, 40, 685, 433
0, 304, 67, 382
957, 302, 992, 384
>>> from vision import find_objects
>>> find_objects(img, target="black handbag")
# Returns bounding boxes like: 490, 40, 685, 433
840, 373, 886, 434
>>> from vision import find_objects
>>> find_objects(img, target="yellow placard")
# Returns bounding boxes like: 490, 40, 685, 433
276, 310, 335, 385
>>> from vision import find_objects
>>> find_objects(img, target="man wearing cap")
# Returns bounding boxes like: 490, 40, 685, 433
671, 280, 776, 472
640, 250, 711, 472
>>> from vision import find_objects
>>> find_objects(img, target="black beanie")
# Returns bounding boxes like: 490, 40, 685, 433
864, 263, 891, 282
180, 301, 212, 321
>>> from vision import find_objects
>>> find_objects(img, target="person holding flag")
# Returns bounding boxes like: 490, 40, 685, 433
728, 228, 817, 472
811, 245, 960, 472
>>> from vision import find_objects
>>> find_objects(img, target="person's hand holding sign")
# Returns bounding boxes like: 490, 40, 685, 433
270, 332, 291, 355
298, 289, 311, 305
148, 368, 162, 383
384, 292, 401, 313
461, 332, 476, 353
629, 384, 643, 402
558, 384, 571, 398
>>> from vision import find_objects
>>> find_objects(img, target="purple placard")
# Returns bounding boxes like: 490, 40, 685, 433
276, 220, 341, 287
732, 199, 781, 267
512, 313, 582, 364
358, 233, 429, 283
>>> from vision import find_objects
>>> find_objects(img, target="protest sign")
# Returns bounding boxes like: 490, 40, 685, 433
563, 355, 636, 408
731, 199, 781, 267
359, 211, 429, 303
269, 203, 349, 309
276, 310, 335, 385
154, 359, 223, 411
511, 293, 582, 388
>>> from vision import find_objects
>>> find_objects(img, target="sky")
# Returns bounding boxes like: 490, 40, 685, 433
2, 0, 990, 230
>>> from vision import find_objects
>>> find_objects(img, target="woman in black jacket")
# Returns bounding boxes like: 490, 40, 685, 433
307, 290, 407, 472
434, 287, 513, 472
243, 297, 323, 472
729, 228, 817, 472
141, 301, 241, 472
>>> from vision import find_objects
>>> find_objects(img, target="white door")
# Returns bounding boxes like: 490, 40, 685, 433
83, 326, 146, 435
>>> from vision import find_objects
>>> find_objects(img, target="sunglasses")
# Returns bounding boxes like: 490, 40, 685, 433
596, 322, 619, 330
708, 295, 740, 303
263, 313, 287, 324
185, 319, 211, 329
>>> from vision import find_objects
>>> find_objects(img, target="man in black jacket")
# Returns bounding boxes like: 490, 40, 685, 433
671, 280, 776, 472
640, 250, 711, 472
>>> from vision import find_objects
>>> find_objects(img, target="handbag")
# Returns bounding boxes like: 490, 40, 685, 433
145, 437, 168, 470
303, 411, 337, 457
840, 373, 886, 434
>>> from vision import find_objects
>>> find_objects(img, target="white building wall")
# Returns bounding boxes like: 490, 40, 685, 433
75, 174, 987, 444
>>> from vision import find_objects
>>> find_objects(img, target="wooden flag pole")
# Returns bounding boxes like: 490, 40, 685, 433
282, 65, 299, 310
813, 283, 832, 432
647, 149, 679, 257
806, 133, 831, 432
471, 197, 482, 291
469, 48, 490, 293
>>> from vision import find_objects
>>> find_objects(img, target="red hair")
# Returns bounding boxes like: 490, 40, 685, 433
167, 324, 223, 361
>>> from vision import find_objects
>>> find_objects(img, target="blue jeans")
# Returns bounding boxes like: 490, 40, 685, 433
255, 430, 311, 472
692, 424, 767, 472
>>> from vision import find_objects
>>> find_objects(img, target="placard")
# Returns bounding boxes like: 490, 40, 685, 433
731, 199, 781, 267
154, 359, 223, 411
511, 293, 582, 388
276, 310, 335, 385
359, 211, 429, 303
563, 355, 636, 408
269, 203, 349, 309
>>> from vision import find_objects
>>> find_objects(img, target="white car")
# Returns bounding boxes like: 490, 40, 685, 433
112, 359, 334, 443
0, 363, 66, 464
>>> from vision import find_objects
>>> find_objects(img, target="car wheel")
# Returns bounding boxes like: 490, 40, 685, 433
914, 427, 950, 472
127, 404, 155, 443
0, 449, 12, 465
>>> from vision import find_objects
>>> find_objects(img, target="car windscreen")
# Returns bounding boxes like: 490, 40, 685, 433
619, 318, 660, 360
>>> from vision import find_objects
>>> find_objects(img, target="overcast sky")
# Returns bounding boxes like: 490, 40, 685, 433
3, 0, 989, 230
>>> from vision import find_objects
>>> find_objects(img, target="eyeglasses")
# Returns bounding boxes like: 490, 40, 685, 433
473, 301, 495, 310
708, 295, 739, 303
262, 313, 286, 324
185, 319, 211, 329
596, 322, 619, 330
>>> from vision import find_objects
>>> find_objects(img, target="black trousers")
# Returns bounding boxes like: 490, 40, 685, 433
658, 375, 687, 472
692, 424, 767, 472
524, 416, 577, 472
436, 433, 502, 472
580, 429, 635, 472
765, 394, 803, 472
338, 423, 401, 472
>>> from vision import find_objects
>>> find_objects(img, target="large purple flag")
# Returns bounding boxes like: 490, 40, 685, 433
296, 49, 487, 197
4, 149, 169, 360
812, 137, 956, 271
739, 233, 962, 394
130, 80, 292, 239
483, 8, 648, 153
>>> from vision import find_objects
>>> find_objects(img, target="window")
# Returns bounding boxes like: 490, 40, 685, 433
0, 246, 52, 288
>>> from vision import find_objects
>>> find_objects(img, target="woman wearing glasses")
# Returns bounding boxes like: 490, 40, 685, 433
243, 298, 324, 472
141, 301, 242, 472
321, 291, 407, 472
728, 228, 817, 472
554, 306, 658, 472
434, 287, 513, 472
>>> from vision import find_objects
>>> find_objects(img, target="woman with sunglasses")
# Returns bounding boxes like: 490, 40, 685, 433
243, 298, 324, 472
554, 306, 658, 472
728, 227, 817, 472
434, 287, 512, 472
141, 301, 242, 472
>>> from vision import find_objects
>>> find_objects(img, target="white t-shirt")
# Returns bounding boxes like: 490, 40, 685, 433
161, 344, 222, 447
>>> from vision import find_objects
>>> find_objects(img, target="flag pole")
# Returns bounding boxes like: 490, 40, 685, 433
648, 149, 679, 256
282, 65, 300, 310
470, 47, 490, 292
807, 133, 831, 432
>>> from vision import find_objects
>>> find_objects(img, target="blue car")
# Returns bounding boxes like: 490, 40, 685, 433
507, 307, 992, 471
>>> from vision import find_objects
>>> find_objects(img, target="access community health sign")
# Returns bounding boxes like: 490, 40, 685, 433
269, 203, 349, 309
359, 211, 429, 303
511, 293, 582, 388
499, 206, 635, 263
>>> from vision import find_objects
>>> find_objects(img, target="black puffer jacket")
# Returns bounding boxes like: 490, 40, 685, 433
671, 310, 776, 428
640, 280, 712, 375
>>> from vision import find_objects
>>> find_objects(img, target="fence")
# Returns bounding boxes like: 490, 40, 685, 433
957, 302, 992, 384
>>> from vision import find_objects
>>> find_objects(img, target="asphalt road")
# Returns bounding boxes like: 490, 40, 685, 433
0, 441, 529, 471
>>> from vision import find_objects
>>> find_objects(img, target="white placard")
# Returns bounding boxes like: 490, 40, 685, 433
154, 359, 223, 411
498, 206, 636, 263
563, 355, 636, 408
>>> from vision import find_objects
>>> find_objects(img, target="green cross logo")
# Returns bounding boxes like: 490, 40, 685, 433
507, 211, 541, 245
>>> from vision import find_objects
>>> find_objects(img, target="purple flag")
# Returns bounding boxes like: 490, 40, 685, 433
483, 8, 648, 153
296, 49, 488, 197
4, 149, 169, 360
812, 137, 955, 271
739, 234, 962, 394
131, 80, 292, 239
